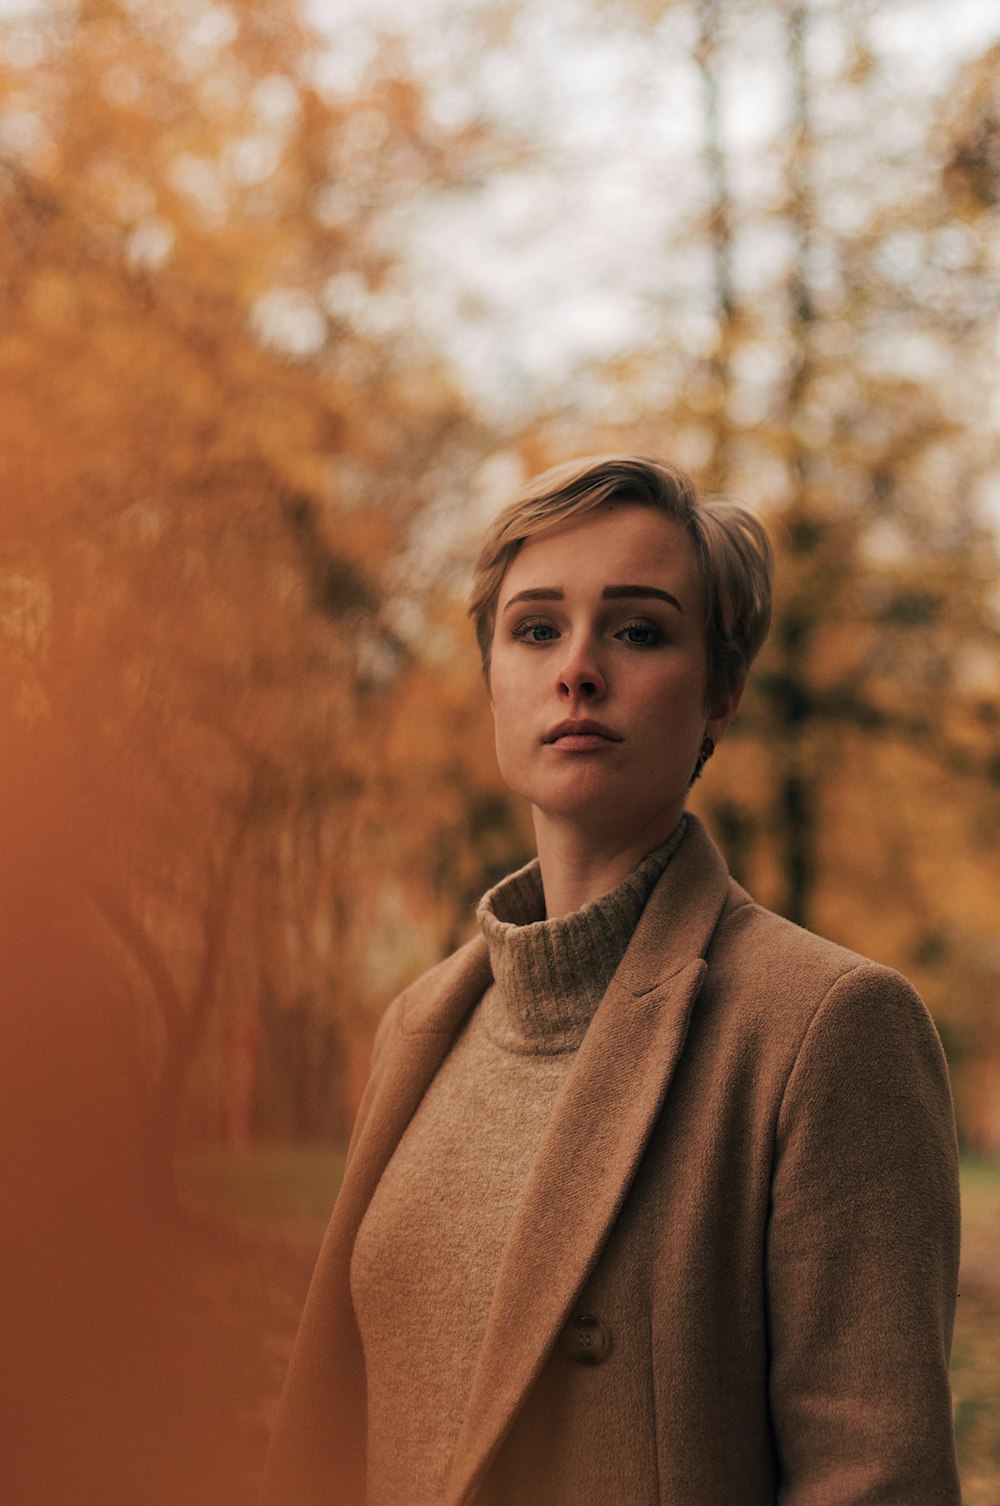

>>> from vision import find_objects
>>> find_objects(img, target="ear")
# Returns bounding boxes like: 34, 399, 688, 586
706, 675, 745, 743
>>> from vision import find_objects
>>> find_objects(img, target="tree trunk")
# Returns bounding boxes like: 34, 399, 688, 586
695, 0, 736, 491
93, 784, 258, 1211
775, 0, 821, 929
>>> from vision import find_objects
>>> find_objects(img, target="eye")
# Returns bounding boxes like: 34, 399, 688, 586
512, 617, 559, 645
616, 619, 661, 647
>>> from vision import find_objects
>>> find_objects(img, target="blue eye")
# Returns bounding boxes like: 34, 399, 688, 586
512, 619, 558, 644
617, 621, 660, 646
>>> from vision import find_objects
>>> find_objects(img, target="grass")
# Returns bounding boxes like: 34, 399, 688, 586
952, 1157, 1000, 1505
175, 1143, 345, 1225
960, 1153, 1000, 1203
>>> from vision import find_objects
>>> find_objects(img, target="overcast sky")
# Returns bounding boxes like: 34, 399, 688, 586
303, 0, 1000, 416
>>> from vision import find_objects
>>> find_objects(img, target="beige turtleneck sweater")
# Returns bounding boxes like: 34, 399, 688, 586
349, 820, 687, 1506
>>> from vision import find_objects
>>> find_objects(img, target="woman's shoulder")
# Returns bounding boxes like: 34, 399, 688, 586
693, 887, 953, 1130
714, 881, 878, 974
680, 815, 920, 1015
707, 880, 937, 1051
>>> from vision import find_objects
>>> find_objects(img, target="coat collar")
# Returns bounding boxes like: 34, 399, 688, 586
343, 814, 732, 1505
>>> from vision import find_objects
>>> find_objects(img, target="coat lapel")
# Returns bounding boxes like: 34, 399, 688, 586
348, 937, 493, 1208
444, 816, 732, 1506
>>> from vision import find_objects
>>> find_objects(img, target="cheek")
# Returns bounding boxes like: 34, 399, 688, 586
642, 660, 705, 710
491, 700, 532, 799
488, 673, 521, 757
488, 647, 527, 719
639, 671, 710, 756
489, 654, 545, 796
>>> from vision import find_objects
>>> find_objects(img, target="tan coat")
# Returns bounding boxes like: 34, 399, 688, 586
263, 815, 961, 1505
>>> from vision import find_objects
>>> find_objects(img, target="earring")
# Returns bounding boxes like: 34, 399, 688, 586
700, 736, 715, 761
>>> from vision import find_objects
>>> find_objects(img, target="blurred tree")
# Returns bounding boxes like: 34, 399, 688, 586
4, 0, 999, 1160
0, 0, 500, 1187
743, 0, 1000, 931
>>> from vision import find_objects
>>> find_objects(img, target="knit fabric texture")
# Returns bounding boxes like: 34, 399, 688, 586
349, 819, 687, 1506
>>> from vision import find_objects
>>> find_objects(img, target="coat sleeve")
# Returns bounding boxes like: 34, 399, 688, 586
765, 961, 961, 1505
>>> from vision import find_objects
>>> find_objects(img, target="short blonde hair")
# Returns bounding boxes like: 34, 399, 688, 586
468, 454, 773, 712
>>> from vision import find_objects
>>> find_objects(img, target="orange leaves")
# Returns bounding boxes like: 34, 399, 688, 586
0, 0, 498, 1161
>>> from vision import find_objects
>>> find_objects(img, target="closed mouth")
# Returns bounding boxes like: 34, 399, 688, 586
544, 720, 622, 744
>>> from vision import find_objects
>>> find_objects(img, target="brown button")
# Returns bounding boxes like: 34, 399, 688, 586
560, 1314, 612, 1366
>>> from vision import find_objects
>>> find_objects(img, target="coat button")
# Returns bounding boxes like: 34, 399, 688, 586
560, 1314, 612, 1366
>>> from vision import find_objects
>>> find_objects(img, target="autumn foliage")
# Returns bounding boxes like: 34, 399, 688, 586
2, 0, 999, 1195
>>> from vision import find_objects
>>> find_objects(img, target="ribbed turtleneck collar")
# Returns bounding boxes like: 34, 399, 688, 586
475, 817, 687, 1055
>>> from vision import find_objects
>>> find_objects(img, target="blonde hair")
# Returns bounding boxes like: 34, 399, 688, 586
467, 454, 773, 712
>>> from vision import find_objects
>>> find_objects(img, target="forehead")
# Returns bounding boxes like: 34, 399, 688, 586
502, 503, 702, 595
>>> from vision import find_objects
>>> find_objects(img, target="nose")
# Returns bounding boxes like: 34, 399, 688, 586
556, 633, 607, 702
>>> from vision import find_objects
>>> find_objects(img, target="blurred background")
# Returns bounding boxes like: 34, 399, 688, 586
1, 0, 998, 1500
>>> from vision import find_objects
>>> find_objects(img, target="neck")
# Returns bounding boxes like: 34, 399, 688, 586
532, 805, 686, 918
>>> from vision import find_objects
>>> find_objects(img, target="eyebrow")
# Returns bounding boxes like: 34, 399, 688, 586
502, 585, 685, 614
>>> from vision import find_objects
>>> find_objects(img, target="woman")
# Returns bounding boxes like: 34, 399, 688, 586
263, 456, 961, 1506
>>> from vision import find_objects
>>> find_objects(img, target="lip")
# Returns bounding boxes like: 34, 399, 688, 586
543, 718, 622, 745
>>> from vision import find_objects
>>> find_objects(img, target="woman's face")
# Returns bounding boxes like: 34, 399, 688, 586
488, 502, 741, 844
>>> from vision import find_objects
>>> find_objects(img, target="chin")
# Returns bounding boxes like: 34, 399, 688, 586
532, 786, 630, 828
